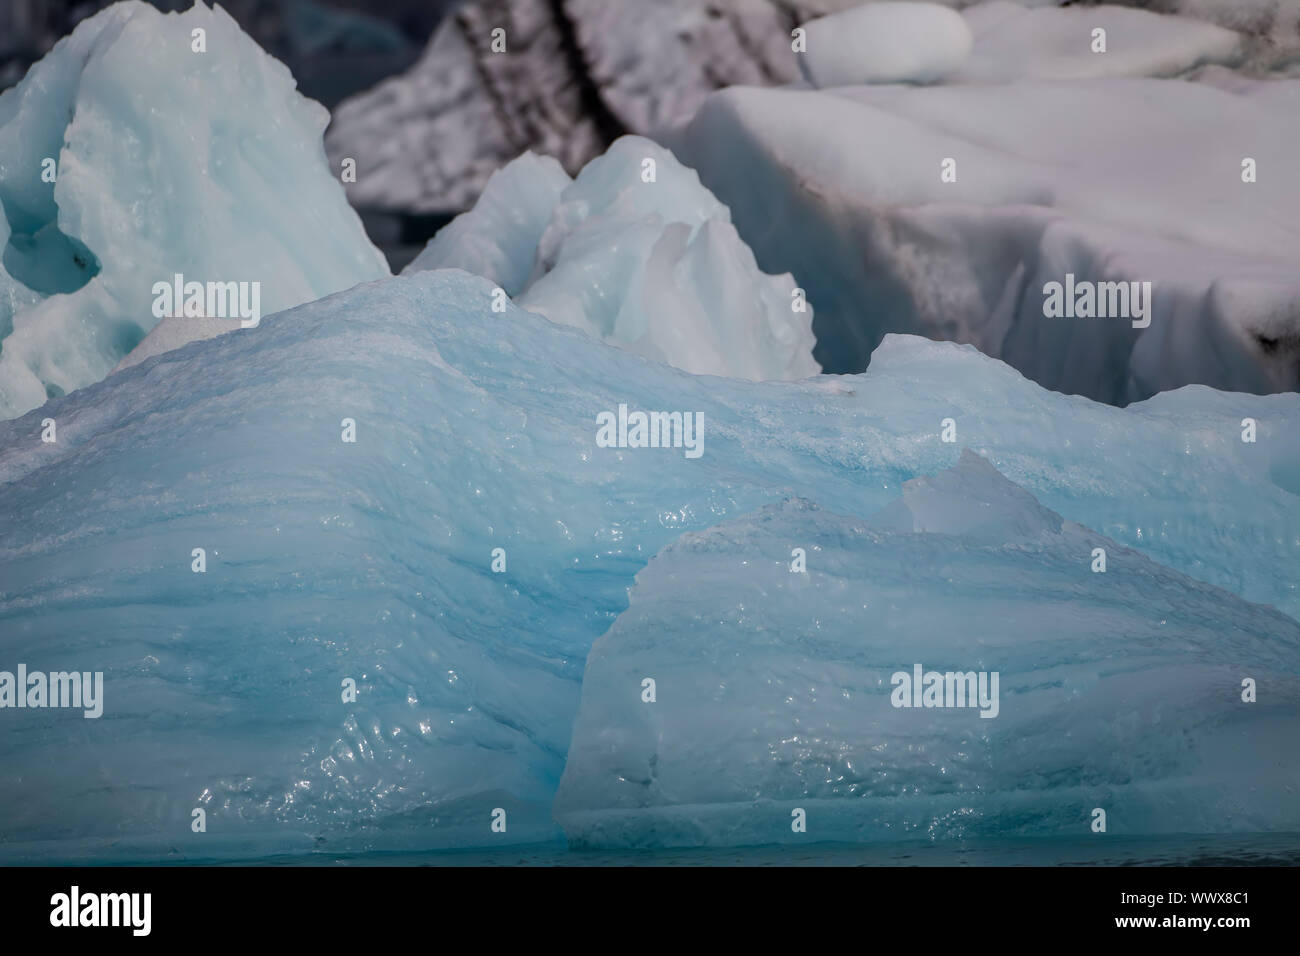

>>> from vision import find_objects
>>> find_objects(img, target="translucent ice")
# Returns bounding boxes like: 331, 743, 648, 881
0, 1, 389, 421
556, 455, 1300, 847
0, 269, 1296, 860
403, 153, 571, 296
406, 137, 821, 382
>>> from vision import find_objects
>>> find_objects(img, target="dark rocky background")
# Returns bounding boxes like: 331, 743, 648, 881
0, 0, 456, 105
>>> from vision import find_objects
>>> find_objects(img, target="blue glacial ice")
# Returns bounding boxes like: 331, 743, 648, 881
0, 0, 389, 421
0, 266, 1297, 860
555, 452, 1300, 847
0, 1, 1297, 859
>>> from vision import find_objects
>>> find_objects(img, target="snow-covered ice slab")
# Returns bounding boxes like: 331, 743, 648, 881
668, 75, 1300, 403
406, 136, 820, 381
0, 269, 1296, 859
0, 0, 389, 422
555, 455, 1300, 847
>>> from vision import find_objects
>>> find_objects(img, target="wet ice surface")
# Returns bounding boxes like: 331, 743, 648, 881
1, 270, 1297, 860
2, 1, 1299, 863
555, 459, 1300, 848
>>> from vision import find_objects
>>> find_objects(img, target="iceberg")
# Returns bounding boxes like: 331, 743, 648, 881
0, 0, 1297, 864
667, 74, 1300, 402
555, 455, 1300, 847
0, 0, 389, 422
406, 136, 820, 381
0, 268, 1296, 860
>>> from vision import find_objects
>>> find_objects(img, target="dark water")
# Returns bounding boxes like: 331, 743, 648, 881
237, 833, 1300, 867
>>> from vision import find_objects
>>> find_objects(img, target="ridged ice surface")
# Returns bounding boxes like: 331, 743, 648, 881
555, 453, 1300, 847
0, 270, 1296, 860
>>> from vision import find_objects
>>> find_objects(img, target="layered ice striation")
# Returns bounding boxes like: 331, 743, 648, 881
0, 0, 389, 421
405, 137, 820, 382
668, 71, 1300, 403
0, 268, 1297, 860
555, 453, 1300, 847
